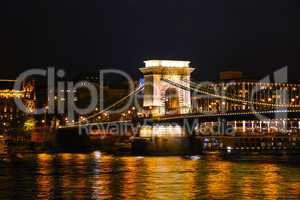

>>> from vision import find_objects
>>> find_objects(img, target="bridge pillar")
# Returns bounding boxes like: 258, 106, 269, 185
139, 60, 195, 116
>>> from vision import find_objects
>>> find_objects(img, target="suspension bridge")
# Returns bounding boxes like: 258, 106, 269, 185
56, 60, 300, 153
60, 78, 300, 129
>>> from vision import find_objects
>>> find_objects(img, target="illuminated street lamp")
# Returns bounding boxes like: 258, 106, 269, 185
268, 98, 272, 102
43, 106, 49, 127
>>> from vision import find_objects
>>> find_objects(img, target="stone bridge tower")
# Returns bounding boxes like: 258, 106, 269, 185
139, 60, 195, 116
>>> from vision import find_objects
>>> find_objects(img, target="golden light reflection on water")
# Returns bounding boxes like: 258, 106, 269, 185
59, 153, 92, 199
92, 154, 114, 200
240, 176, 255, 200
206, 159, 233, 199
36, 154, 54, 200
59, 153, 73, 199
261, 164, 281, 200
119, 157, 142, 200
137, 157, 197, 200
290, 182, 300, 197
29, 154, 300, 200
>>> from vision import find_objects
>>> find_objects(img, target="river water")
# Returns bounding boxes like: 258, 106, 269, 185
0, 153, 300, 199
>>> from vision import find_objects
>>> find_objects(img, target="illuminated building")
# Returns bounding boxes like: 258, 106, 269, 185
139, 60, 194, 116
0, 79, 36, 132
192, 71, 300, 113
192, 71, 300, 137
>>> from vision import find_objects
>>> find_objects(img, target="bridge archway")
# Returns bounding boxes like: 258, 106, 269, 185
165, 87, 180, 115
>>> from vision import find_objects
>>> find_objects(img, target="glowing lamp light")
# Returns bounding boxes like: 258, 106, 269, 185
227, 146, 232, 153
94, 151, 101, 159
144, 60, 190, 68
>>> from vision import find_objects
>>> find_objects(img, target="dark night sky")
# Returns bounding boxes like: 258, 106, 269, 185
1, 0, 299, 81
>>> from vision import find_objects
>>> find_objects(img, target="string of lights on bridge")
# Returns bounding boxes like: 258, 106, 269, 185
71, 85, 144, 126
67, 78, 300, 127
157, 109, 300, 121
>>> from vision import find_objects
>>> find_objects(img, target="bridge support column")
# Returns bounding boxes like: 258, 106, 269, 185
139, 60, 194, 117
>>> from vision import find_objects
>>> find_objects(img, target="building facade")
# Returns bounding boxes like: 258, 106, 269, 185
0, 79, 36, 132
192, 72, 300, 135
193, 79, 300, 113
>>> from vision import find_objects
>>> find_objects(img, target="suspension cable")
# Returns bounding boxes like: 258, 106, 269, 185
163, 78, 300, 108
71, 85, 144, 126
